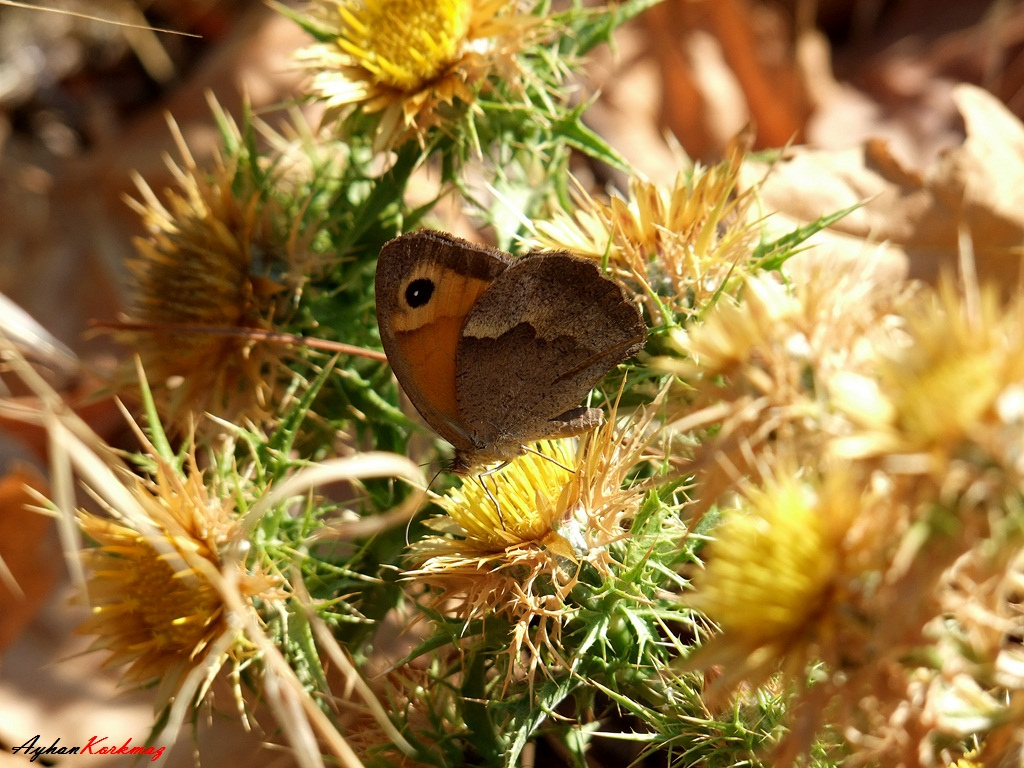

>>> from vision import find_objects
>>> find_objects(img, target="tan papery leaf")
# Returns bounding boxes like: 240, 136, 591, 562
740, 84, 1024, 288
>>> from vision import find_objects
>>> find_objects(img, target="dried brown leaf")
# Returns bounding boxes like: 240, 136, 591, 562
0, 464, 57, 653
740, 84, 1024, 289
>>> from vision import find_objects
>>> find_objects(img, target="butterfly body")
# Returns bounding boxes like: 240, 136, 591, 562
375, 230, 646, 473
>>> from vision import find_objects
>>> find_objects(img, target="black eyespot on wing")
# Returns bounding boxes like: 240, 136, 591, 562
405, 278, 434, 308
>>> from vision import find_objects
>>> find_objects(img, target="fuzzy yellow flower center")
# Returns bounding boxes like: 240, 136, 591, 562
696, 480, 834, 640
122, 541, 222, 654
892, 351, 1000, 449
339, 0, 473, 90
441, 441, 576, 550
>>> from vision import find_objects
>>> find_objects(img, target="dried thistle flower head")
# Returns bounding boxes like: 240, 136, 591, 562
122, 111, 321, 431
77, 452, 283, 708
931, 541, 1024, 766
939, 526, 1024, 673
343, 663, 450, 766
659, 257, 912, 519
531, 139, 758, 324
670, 273, 800, 381
298, 0, 537, 150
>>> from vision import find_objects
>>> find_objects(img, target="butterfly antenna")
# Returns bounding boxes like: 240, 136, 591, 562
402, 464, 445, 547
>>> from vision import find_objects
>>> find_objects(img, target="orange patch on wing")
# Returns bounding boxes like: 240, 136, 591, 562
390, 271, 494, 430
394, 314, 464, 425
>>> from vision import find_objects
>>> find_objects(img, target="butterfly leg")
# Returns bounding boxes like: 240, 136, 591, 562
477, 462, 510, 530
521, 444, 576, 473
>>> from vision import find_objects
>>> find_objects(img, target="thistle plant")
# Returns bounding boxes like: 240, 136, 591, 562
5, 1, 1024, 767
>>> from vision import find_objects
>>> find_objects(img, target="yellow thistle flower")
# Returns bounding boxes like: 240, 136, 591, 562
439, 439, 577, 551
412, 439, 580, 566
685, 469, 864, 701
408, 409, 658, 681
77, 455, 282, 703
121, 111, 319, 431
832, 279, 1024, 487
530, 139, 758, 323
879, 284, 1005, 454
684, 457, 1013, 763
690, 475, 836, 644
298, 0, 537, 150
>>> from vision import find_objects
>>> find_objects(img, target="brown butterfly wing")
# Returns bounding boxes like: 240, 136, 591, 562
455, 252, 646, 458
376, 231, 511, 455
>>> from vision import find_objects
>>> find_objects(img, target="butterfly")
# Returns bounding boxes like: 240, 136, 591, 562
376, 230, 646, 472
